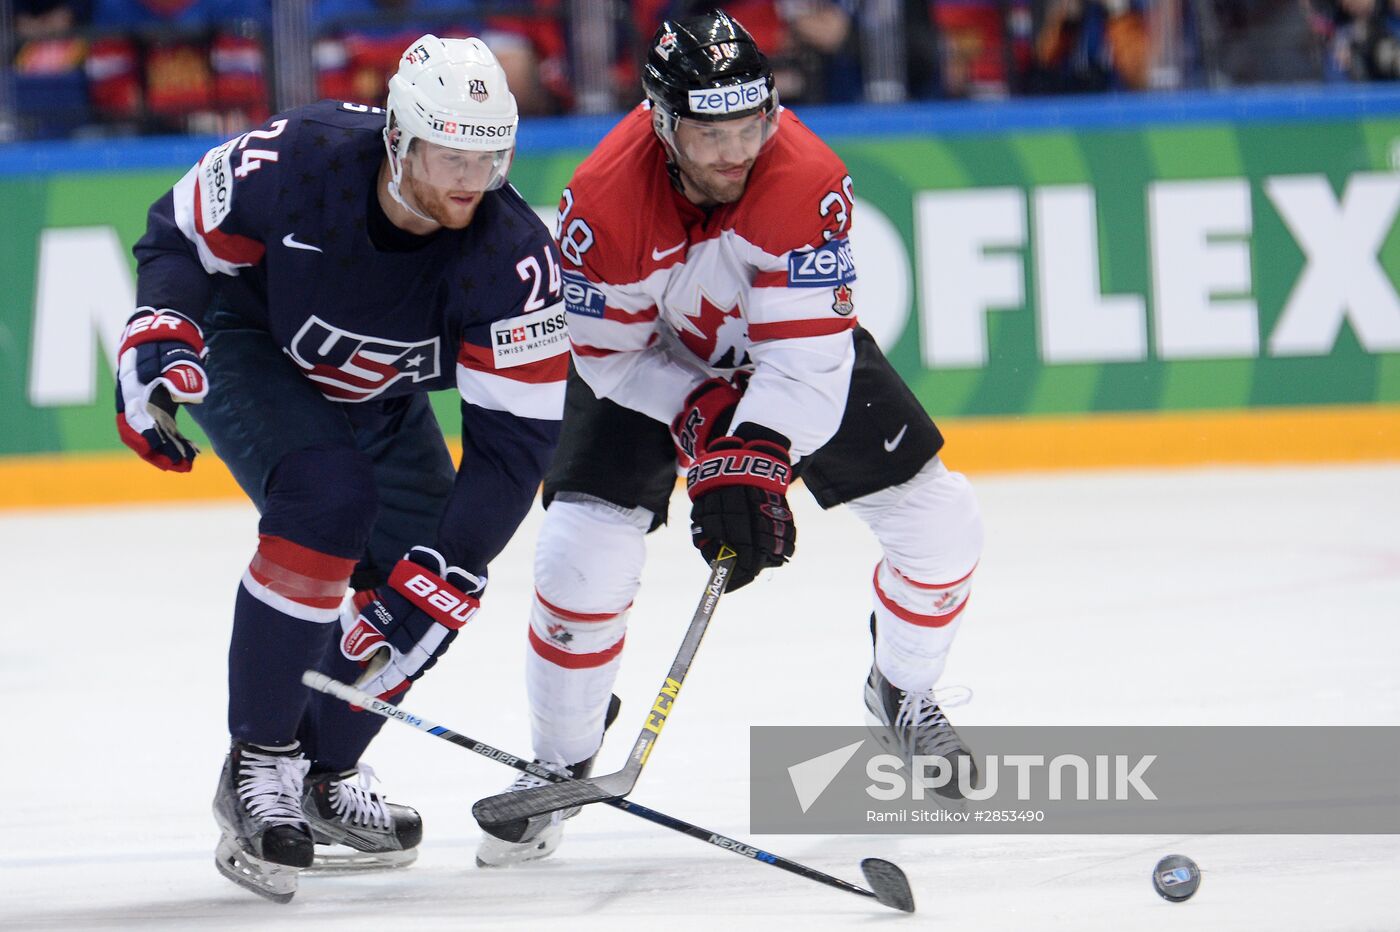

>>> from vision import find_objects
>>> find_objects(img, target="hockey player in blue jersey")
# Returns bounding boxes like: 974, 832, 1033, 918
115, 35, 568, 902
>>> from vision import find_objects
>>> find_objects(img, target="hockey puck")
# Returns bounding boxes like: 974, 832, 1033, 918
1151, 854, 1201, 902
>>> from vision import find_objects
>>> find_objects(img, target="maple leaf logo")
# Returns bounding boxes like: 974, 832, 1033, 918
678, 292, 747, 367
831, 283, 854, 316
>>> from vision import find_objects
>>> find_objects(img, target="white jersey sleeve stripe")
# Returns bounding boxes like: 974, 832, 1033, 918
172, 160, 259, 276
457, 364, 565, 421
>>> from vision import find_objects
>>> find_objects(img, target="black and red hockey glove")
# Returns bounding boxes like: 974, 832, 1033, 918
669, 374, 747, 468
339, 545, 486, 701
686, 423, 796, 592
114, 308, 209, 472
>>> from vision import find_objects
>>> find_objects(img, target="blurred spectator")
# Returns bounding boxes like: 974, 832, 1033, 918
1204, 0, 1321, 84
86, 0, 269, 134
925, 0, 1035, 98
1026, 0, 1151, 92
313, 0, 571, 114
772, 0, 861, 102
1316, 0, 1400, 80
17, 0, 92, 38
13, 0, 94, 137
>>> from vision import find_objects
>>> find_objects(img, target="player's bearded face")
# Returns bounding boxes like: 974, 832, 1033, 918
671, 110, 776, 206
402, 141, 508, 228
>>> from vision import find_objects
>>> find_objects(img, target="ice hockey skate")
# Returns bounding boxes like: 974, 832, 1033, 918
212, 741, 314, 903
476, 694, 620, 867
303, 765, 423, 871
864, 664, 978, 803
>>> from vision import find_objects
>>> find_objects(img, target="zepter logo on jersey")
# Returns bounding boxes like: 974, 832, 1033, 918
786, 238, 856, 287
561, 271, 606, 318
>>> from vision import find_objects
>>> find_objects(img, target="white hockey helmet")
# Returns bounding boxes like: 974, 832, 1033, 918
384, 35, 518, 212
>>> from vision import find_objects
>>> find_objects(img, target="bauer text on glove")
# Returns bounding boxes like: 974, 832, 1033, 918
686, 424, 796, 592
339, 545, 486, 701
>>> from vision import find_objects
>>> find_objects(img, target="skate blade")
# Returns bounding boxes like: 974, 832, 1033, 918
215, 834, 300, 903
475, 823, 563, 868
306, 844, 418, 873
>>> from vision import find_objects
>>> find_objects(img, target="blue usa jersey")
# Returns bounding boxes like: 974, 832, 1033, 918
133, 99, 566, 574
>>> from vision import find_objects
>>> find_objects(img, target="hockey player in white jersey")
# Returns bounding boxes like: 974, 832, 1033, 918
476, 9, 984, 867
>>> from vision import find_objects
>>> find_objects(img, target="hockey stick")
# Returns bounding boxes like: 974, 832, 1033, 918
302, 670, 915, 913
472, 546, 738, 829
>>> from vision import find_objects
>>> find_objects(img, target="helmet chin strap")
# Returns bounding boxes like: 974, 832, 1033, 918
651, 106, 689, 196
383, 127, 439, 225
388, 175, 438, 224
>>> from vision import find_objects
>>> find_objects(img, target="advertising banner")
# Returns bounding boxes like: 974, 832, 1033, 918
2, 92, 1398, 505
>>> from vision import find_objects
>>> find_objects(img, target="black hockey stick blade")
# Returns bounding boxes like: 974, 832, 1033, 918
473, 548, 737, 828
304, 670, 913, 913
471, 771, 627, 825
860, 858, 916, 913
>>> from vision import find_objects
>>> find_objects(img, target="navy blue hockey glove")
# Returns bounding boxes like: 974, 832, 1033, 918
114, 308, 208, 472
669, 374, 745, 468
686, 424, 796, 592
339, 545, 486, 701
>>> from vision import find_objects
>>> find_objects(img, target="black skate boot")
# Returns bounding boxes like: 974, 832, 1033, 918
476, 694, 621, 868
212, 741, 314, 903
303, 765, 423, 871
864, 663, 978, 803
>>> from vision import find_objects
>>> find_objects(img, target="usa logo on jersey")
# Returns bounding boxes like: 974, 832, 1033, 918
287, 316, 440, 402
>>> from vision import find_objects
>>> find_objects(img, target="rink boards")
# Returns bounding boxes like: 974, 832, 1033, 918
3, 87, 1399, 507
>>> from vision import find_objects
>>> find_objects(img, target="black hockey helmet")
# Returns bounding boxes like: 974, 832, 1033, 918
643, 10, 780, 164
644, 10, 778, 119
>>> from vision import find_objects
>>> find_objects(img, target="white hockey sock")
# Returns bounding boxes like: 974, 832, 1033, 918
872, 560, 972, 694
526, 497, 649, 766
527, 595, 628, 766
847, 458, 984, 695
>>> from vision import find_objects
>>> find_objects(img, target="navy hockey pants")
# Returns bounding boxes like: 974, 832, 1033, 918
189, 313, 455, 768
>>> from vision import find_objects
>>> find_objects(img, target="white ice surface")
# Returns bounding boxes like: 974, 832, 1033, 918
3, 464, 1399, 930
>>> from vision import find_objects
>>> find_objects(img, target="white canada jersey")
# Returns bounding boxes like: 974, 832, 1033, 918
556, 104, 858, 458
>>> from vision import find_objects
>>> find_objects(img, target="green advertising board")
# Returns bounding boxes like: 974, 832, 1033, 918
3, 91, 1399, 465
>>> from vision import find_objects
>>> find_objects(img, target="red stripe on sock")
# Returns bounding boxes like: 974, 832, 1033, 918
257, 534, 356, 581
248, 535, 354, 609
528, 627, 625, 669
872, 565, 969, 628
535, 590, 630, 623
885, 560, 978, 590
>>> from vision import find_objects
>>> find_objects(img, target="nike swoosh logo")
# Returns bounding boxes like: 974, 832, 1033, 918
651, 240, 686, 261
282, 233, 323, 253
883, 424, 908, 453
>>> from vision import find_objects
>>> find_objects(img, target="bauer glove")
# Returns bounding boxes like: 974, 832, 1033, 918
339, 545, 486, 701
114, 308, 208, 472
686, 424, 796, 592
